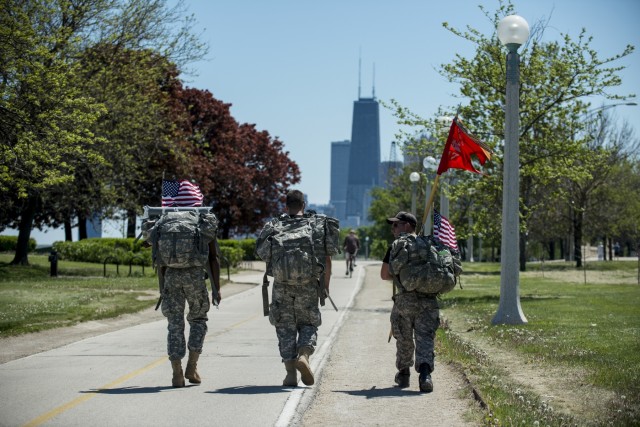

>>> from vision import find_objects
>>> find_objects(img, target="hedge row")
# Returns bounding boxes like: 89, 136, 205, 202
53, 238, 151, 265
0, 236, 36, 252
48, 237, 257, 268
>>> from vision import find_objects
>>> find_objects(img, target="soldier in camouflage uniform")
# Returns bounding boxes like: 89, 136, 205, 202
380, 211, 438, 393
161, 238, 220, 388
258, 189, 337, 387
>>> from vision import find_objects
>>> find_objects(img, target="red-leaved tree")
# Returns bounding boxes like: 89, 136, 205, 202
177, 87, 300, 238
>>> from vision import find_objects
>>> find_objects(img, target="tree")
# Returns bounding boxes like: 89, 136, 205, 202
0, 0, 207, 264
380, 1, 635, 270
175, 88, 300, 238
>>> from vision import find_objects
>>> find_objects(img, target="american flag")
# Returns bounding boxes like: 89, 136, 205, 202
161, 179, 204, 207
434, 210, 458, 251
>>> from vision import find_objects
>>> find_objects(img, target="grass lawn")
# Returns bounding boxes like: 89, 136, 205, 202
438, 260, 640, 426
0, 253, 236, 337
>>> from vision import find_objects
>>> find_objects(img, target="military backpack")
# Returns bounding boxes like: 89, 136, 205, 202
142, 209, 218, 269
389, 233, 463, 295
256, 213, 340, 285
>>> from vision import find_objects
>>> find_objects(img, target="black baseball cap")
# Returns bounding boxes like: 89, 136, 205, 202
386, 211, 417, 227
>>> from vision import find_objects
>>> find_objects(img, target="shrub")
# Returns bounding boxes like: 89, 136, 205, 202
53, 238, 151, 265
219, 246, 244, 268
218, 238, 257, 260
0, 236, 37, 252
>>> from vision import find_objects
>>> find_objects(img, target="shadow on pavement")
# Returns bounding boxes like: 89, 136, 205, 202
82, 385, 175, 394
207, 385, 293, 395
333, 386, 423, 398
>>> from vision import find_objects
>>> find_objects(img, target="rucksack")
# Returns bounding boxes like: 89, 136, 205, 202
389, 233, 463, 295
256, 213, 340, 285
143, 210, 218, 269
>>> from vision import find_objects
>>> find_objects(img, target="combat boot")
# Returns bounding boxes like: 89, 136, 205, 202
171, 359, 185, 388
419, 363, 433, 393
283, 360, 298, 386
185, 351, 201, 384
394, 368, 410, 388
295, 346, 314, 385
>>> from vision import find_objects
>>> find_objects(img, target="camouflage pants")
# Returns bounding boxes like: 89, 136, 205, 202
161, 267, 210, 361
390, 292, 440, 373
269, 282, 321, 361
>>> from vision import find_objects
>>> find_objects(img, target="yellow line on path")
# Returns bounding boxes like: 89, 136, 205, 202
22, 313, 260, 427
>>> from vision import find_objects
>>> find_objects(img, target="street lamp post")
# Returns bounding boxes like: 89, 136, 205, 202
493, 14, 529, 325
409, 172, 420, 216
423, 156, 437, 233
365, 236, 370, 260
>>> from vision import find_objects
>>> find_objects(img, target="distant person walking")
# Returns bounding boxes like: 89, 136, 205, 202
343, 229, 360, 275
256, 189, 340, 387
380, 211, 438, 393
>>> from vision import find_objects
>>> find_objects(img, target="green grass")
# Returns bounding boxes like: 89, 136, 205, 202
0, 253, 235, 337
0, 254, 159, 336
437, 260, 640, 426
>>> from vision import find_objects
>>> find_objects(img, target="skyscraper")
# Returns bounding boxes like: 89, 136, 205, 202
329, 140, 350, 221
345, 96, 380, 226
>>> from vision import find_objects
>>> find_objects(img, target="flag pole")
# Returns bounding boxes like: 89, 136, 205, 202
419, 174, 441, 236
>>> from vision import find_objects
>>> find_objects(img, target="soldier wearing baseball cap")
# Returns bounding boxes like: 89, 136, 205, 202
381, 209, 437, 393
386, 211, 417, 227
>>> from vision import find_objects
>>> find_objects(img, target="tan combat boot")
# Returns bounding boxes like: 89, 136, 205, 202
171, 359, 185, 388
184, 351, 201, 384
283, 360, 298, 386
295, 347, 314, 386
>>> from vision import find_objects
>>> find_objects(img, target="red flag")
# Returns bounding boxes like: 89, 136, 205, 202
436, 117, 492, 175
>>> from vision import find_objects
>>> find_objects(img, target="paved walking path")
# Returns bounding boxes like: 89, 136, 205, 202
0, 261, 479, 427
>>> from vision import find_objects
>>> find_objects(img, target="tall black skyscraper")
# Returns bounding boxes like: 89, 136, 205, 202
345, 96, 380, 226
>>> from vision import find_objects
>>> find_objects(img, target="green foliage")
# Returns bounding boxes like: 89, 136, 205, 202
52, 238, 151, 266
218, 246, 244, 268
377, 0, 637, 270
218, 238, 257, 261
0, 236, 36, 252
0, 0, 210, 265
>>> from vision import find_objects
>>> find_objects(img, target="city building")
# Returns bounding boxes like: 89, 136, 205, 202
344, 96, 380, 227
329, 140, 350, 221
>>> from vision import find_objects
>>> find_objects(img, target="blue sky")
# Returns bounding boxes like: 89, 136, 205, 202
177, 0, 639, 205
6, 0, 640, 245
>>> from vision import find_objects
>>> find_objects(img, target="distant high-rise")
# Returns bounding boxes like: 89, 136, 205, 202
345, 96, 380, 226
329, 140, 350, 221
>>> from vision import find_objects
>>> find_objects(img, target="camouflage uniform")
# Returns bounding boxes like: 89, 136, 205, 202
390, 290, 440, 373
161, 267, 210, 360
269, 281, 321, 360
261, 214, 337, 361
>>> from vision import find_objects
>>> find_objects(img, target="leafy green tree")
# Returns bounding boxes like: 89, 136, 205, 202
0, 0, 207, 265
0, 1, 107, 265
380, 1, 635, 270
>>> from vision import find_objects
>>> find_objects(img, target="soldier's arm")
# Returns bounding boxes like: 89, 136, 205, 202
380, 262, 392, 280
209, 239, 222, 301
324, 255, 332, 291
380, 247, 392, 280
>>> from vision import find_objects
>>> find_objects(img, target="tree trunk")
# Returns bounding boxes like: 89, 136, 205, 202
607, 237, 613, 261
64, 219, 73, 241
77, 211, 87, 240
548, 241, 555, 260
11, 195, 38, 266
519, 231, 527, 272
126, 209, 137, 238
573, 211, 583, 268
